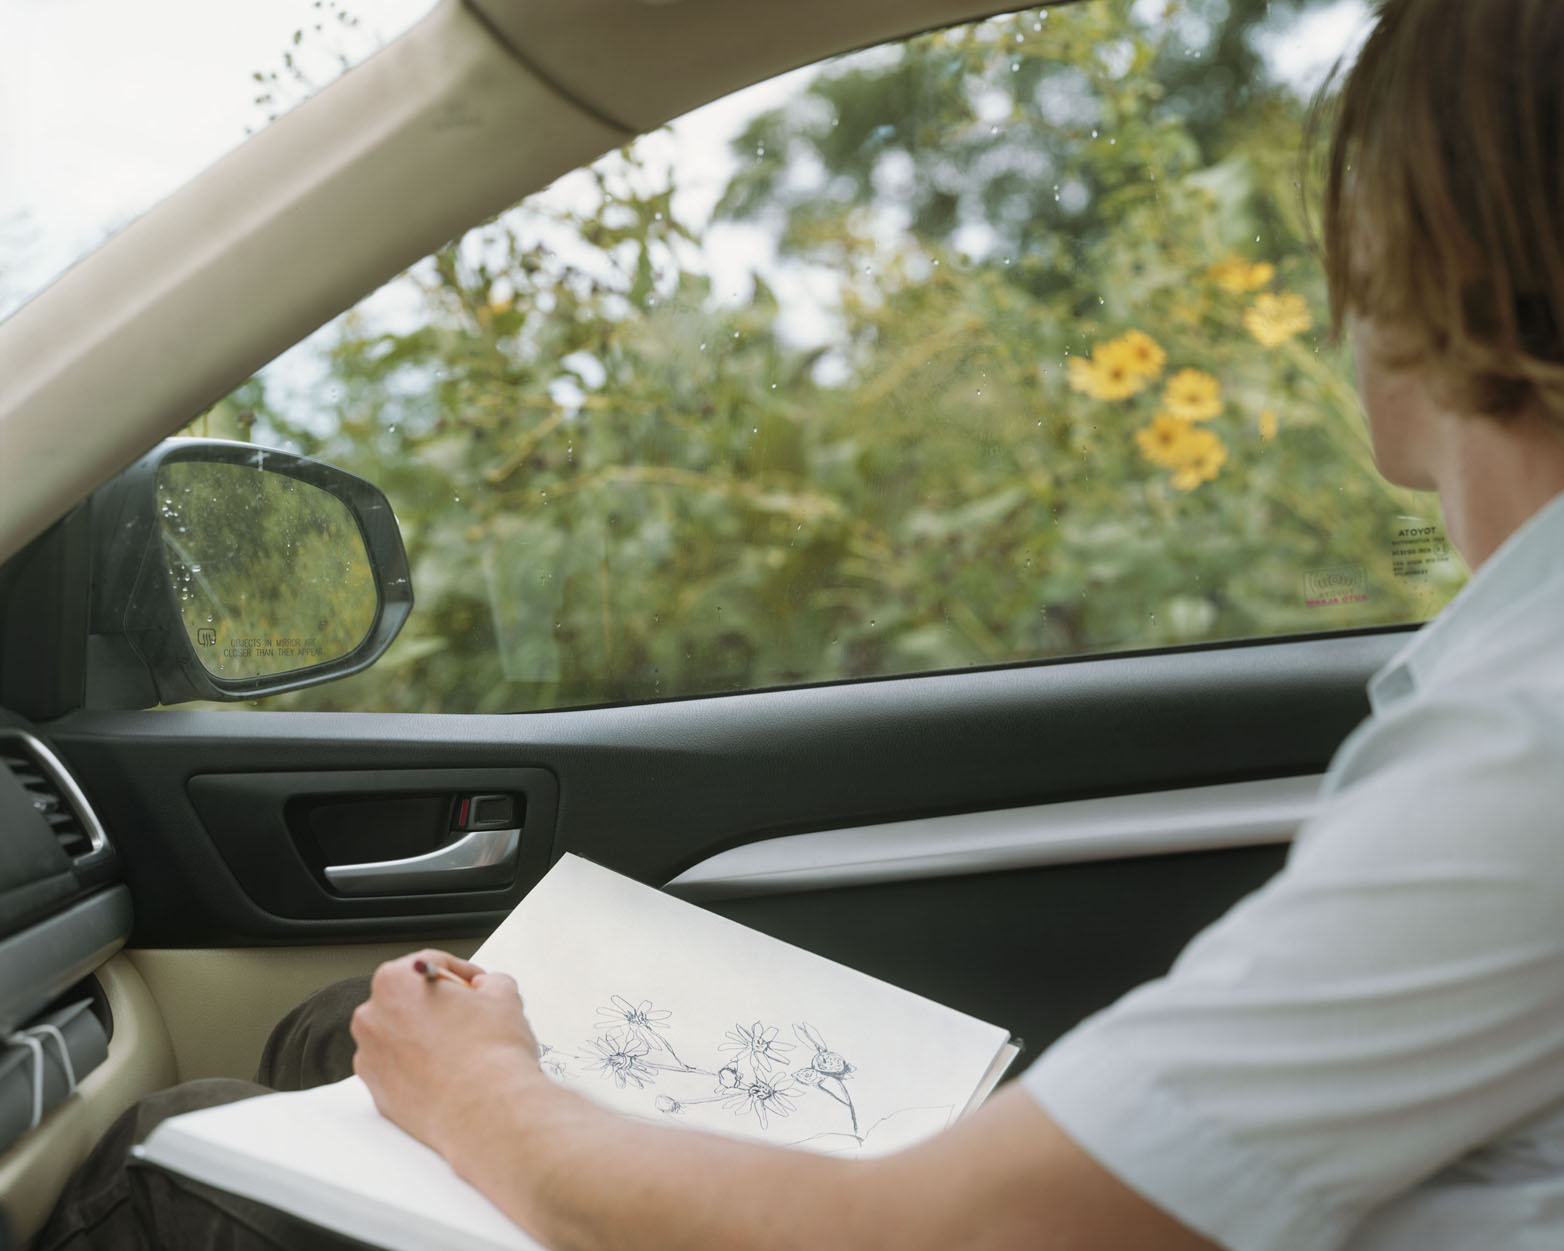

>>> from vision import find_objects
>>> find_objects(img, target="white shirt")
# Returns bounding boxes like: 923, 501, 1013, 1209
1023, 493, 1564, 1251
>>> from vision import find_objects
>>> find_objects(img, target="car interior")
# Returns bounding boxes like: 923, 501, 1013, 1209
0, 0, 1417, 1243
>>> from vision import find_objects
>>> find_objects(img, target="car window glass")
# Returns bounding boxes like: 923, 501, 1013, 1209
0, 0, 438, 324
187, 0, 1465, 714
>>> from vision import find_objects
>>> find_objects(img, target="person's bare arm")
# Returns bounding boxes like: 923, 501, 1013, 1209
352, 951, 1219, 1251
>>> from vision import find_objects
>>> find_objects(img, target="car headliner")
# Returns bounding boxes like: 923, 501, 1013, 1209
0, 0, 1049, 567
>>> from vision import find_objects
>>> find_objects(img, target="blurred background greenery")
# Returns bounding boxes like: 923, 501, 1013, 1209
158, 460, 378, 680
181, 0, 1465, 713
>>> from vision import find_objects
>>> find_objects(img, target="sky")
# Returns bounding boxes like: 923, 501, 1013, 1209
1, 0, 1369, 329
0, 0, 438, 319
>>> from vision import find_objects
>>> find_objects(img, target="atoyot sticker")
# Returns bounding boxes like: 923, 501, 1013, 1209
1389, 517, 1452, 579
1304, 565, 1368, 607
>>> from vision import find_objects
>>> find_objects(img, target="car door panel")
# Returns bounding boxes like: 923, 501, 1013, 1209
36, 629, 1396, 1068
127, 942, 479, 1086
0, 956, 174, 1242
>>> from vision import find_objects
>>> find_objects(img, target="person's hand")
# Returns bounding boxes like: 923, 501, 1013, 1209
351, 949, 543, 1159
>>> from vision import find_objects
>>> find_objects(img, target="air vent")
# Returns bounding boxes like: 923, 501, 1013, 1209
0, 732, 111, 866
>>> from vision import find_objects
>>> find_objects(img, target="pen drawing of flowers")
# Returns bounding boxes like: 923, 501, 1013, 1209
720, 1020, 794, 1072
585, 1031, 659, 1090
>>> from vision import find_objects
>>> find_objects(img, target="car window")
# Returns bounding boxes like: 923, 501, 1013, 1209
183, 0, 1465, 714
0, 0, 437, 324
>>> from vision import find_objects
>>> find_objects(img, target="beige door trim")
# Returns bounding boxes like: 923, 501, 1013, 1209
0, 956, 176, 1244
129, 941, 480, 1085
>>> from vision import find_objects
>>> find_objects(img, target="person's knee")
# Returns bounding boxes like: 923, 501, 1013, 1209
34, 1078, 269, 1251
254, 975, 370, 1091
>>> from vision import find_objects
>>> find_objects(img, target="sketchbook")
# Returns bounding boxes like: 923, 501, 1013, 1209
134, 854, 1020, 1251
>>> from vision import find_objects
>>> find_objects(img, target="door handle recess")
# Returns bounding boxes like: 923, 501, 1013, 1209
323, 828, 520, 895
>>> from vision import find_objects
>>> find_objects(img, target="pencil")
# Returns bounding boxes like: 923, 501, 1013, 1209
412, 958, 473, 988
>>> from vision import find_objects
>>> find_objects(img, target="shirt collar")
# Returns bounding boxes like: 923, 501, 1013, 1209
1368, 490, 1564, 712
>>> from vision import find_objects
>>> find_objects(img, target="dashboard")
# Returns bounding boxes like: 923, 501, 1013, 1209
0, 719, 153, 1243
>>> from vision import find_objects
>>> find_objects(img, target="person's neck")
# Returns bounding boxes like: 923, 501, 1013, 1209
1435, 406, 1564, 571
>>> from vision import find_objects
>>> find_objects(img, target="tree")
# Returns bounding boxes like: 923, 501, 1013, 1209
189, 1, 1462, 714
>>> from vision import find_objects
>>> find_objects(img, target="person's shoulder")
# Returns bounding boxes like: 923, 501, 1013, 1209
1299, 689, 1564, 905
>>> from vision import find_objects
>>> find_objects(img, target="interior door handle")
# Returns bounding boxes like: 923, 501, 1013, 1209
323, 828, 520, 895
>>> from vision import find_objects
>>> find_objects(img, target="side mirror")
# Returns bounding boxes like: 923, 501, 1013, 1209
86, 439, 413, 707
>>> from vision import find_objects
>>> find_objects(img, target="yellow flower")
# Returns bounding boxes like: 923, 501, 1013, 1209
1112, 330, 1166, 380
1135, 413, 1199, 467
1066, 340, 1149, 401
1209, 255, 1275, 294
1244, 292, 1313, 347
1258, 408, 1279, 441
1162, 368, 1222, 421
1169, 429, 1229, 491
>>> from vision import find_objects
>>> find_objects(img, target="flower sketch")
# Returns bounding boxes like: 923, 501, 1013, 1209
594, 995, 692, 1070
536, 1043, 570, 1082
722, 1076, 798, 1129
584, 1031, 659, 1090
575, 999, 868, 1141
719, 1021, 794, 1072
795, 1023, 858, 1134
596, 995, 672, 1039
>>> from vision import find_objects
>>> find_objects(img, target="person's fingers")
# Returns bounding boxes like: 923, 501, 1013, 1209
405, 948, 486, 981
434, 950, 487, 980
473, 970, 520, 999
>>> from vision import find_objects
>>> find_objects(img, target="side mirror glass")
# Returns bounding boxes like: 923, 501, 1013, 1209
87, 440, 413, 707
156, 462, 378, 680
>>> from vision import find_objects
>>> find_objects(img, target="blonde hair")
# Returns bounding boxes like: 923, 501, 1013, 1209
1319, 0, 1564, 419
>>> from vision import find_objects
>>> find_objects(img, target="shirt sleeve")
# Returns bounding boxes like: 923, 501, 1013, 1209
1021, 694, 1564, 1251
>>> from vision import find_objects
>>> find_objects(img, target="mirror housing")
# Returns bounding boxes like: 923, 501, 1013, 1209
86, 439, 413, 707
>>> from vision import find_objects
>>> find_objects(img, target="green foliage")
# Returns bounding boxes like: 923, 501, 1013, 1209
159, 461, 377, 679
190, 0, 1463, 714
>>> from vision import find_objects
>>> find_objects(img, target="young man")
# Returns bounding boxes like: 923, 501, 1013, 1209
38, 0, 1564, 1246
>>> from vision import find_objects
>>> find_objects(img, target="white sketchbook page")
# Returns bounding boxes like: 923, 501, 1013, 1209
134, 1078, 541, 1251
474, 855, 1011, 1156
963, 1043, 1022, 1117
